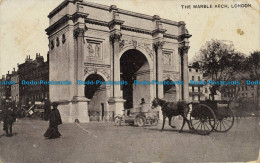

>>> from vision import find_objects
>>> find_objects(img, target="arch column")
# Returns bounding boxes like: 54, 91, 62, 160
107, 6, 126, 116
72, 23, 89, 122
108, 32, 125, 116
153, 41, 165, 99
178, 46, 190, 101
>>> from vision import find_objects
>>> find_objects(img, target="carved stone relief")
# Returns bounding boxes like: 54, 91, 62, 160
163, 73, 179, 81
119, 39, 154, 59
163, 51, 172, 65
84, 66, 110, 80
85, 40, 102, 59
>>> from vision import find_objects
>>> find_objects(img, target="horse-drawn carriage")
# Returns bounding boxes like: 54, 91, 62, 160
114, 98, 234, 135
151, 98, 235, 135
189, 100, 234, 135
114, 106, 159, 127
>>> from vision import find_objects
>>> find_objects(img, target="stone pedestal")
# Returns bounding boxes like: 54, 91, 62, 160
72, 96, 90, 123
108, 98, 126, 116
56, 98, 89, 123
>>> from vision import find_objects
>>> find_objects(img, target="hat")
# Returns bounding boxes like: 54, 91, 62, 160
52, 102, 59, 107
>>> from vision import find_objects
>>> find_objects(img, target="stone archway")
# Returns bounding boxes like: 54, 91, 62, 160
120, 49, 151, 111
85, 74, 110, 121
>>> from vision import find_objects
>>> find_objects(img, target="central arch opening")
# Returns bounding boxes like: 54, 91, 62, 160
120, 49, 150, 110
163, 79, 177, 102
85, 74, 107, 121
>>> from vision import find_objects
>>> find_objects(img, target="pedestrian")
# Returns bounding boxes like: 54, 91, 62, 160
2, 101, 17, 137
44, 102, 62, 139
44, 98, 51, 121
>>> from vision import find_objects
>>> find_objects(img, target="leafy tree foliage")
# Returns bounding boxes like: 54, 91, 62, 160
243, 51, 260, 111
243, 51, 260, 80
194, 39, 245, 100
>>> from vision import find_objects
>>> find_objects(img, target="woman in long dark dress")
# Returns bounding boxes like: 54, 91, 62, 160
44, 102, 62, 139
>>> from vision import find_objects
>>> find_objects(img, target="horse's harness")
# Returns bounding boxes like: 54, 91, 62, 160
161, 101, 168, 109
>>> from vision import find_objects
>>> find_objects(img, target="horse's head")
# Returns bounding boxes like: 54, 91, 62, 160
152, 98, 165, 107
152, 98, 159, 107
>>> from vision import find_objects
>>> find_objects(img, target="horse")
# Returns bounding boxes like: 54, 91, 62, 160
152, 98, 192, 133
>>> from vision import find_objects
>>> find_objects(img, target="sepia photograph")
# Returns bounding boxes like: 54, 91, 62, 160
0, 0, 259, 162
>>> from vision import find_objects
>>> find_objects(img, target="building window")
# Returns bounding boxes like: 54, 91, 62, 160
198, 76, 200, 81
62, 34, 66, 44
50, 40, 54, 50
196, 69, 198, 72
189, 69, 191, 72
56, 37, 60, 47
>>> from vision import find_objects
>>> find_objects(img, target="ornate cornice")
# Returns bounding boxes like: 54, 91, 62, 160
152, 28, 167, 36
108, 19, 125, 29
48, 25, 72, 40
164, 33, 178, 40
48, 0, 73, 18
46, 15, 181, 40
84, 63, 111, 68
46, 14, 71, 35
178, 34, 192, 42
71, 12, 89, 20
85, 18, 108, 27
121, 25, 152, 35
46, 12, 88, 36
48, 0, 180, 26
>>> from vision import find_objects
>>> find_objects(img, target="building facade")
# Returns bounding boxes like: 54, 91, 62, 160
10, 68, 19, 104
18, 53, 49, 106
188, 65, 204, 102
0, 75, 7, 106
221, 81, 259, 111
46, 0, 191, 122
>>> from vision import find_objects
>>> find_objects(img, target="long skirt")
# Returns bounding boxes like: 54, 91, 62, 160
44, 126, 61, 139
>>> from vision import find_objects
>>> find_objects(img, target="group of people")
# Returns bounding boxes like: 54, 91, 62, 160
1, 100, 62, 139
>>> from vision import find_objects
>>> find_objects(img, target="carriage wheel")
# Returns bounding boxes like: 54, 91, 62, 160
214, 108, 234, 132
190, 104, 216, 135
114, 116, 122, 126
136, 116, 145, 127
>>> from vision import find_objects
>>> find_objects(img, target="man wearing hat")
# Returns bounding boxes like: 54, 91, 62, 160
2, 100, 16, 137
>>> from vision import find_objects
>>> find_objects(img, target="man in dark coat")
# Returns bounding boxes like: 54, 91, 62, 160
44, 102, 62, 139
2, 102, 16, 137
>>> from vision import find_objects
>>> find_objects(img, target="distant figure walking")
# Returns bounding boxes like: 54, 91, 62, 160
2, 102, 17, 137
44, 98, 51, 120
44, 102, 62, 139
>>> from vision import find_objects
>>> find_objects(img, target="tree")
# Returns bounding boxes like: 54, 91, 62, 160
194, 39, 245, 101
244, 51, 260, 80
243, 51, 260, 112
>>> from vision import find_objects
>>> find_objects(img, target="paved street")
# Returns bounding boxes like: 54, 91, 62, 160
0, 117, 259, 163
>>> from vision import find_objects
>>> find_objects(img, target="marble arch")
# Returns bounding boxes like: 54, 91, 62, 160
46, 0, 191, 122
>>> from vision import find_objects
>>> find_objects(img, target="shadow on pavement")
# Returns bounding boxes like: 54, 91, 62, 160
145, 127, 197, 135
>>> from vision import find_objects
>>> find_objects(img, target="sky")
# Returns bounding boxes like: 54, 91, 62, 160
0, 0, 259, 77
